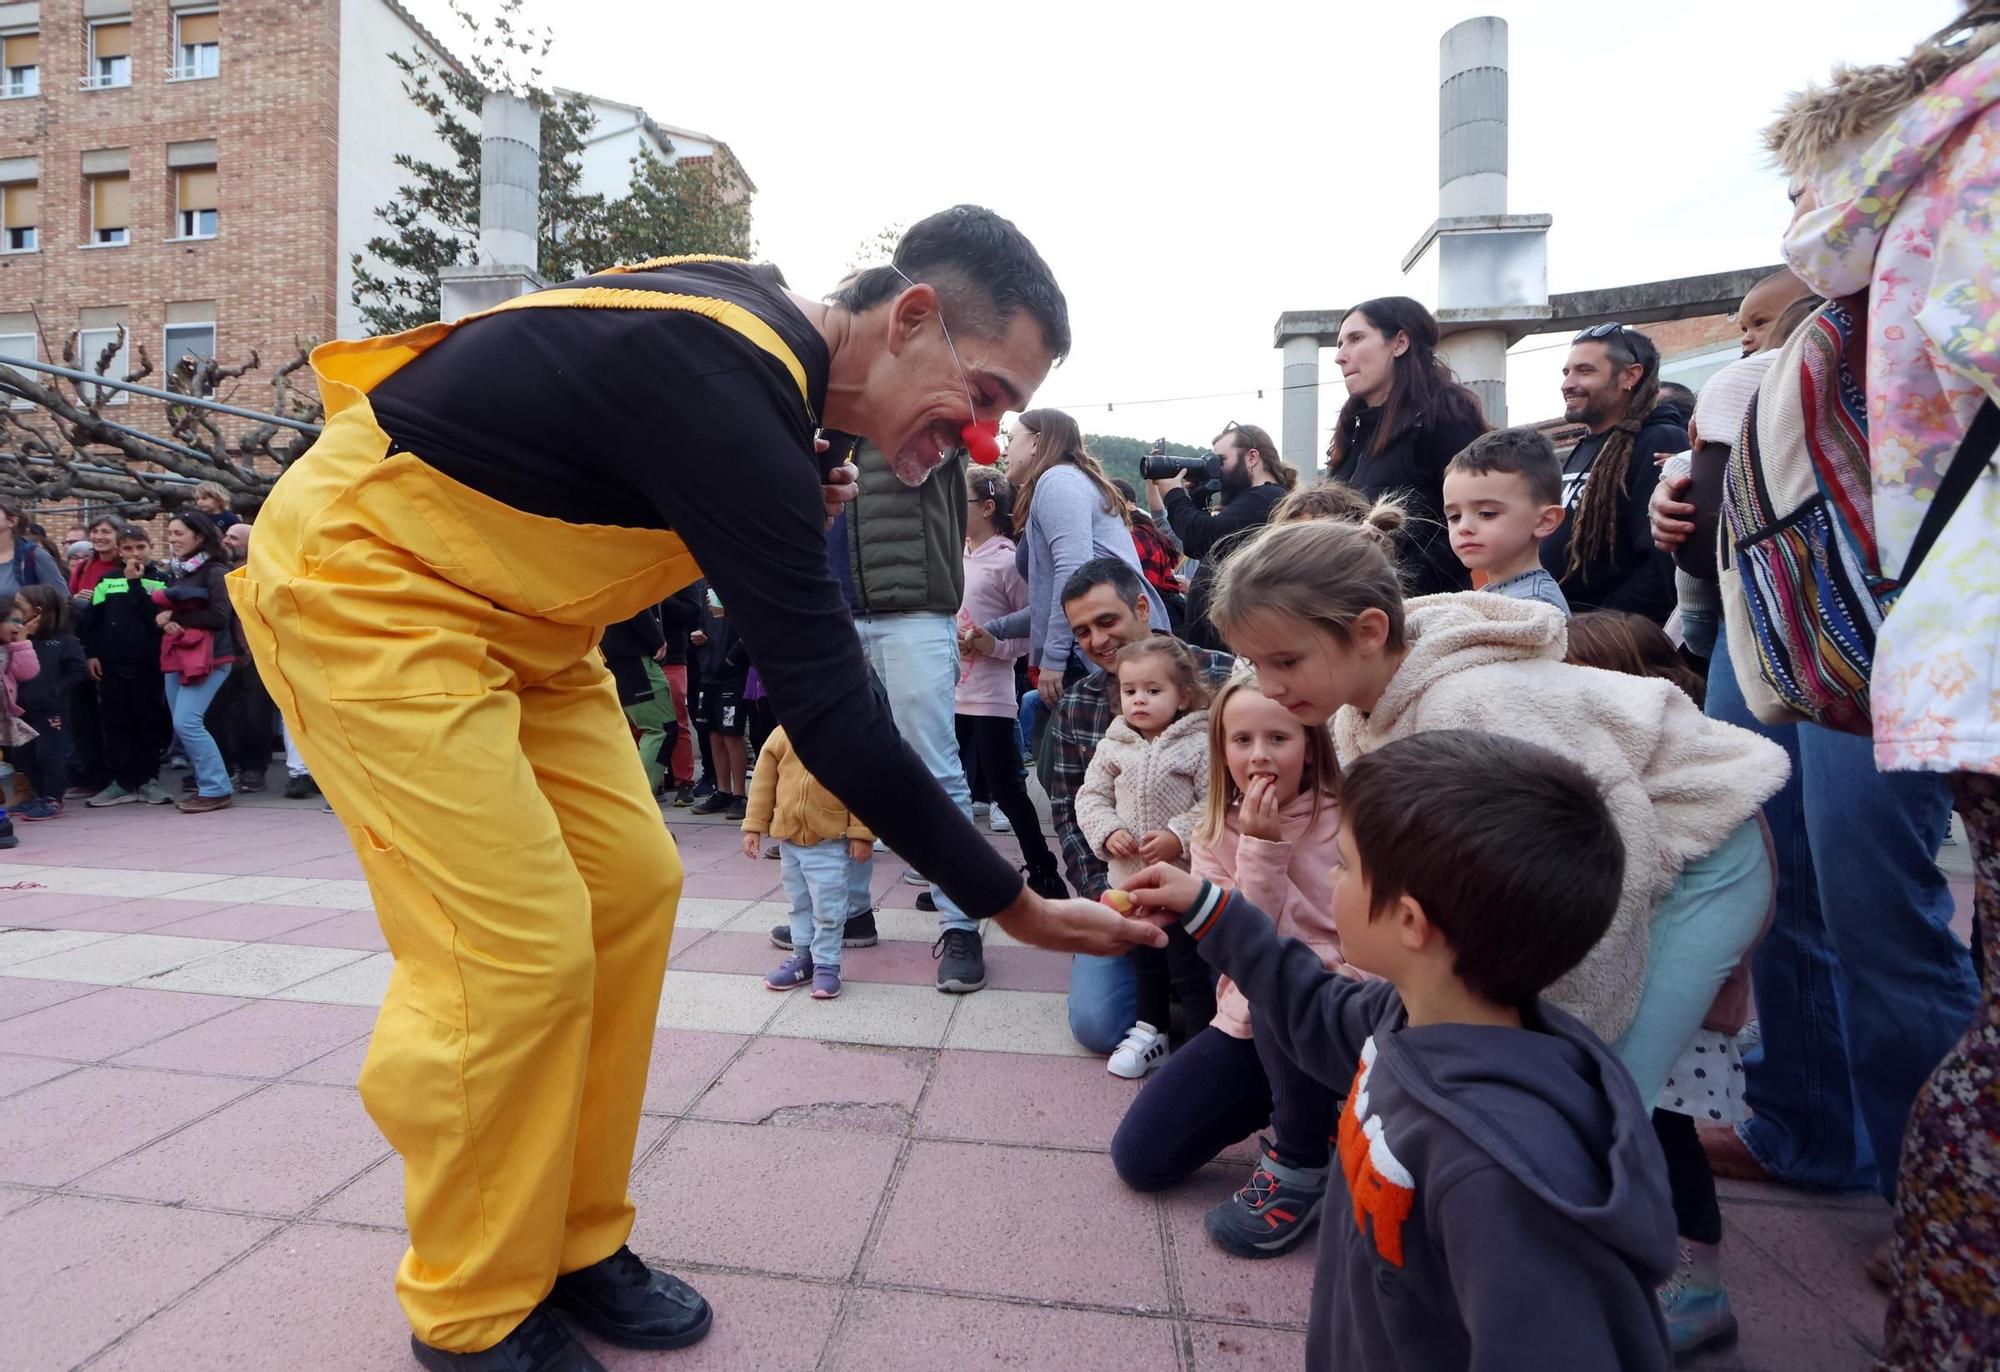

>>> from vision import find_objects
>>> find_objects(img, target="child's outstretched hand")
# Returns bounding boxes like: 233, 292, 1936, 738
1119, 863, 1206, 926
847, 838, 873, 864
1105, 829, 1140, 860
1238, 774, 1282, 842
739, 832, 762, 861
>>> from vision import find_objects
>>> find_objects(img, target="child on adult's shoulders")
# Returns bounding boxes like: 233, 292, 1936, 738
1442, 427, 1571, 616
1121, 729, 1676, 1371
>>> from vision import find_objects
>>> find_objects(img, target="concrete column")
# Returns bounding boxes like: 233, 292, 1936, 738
1439, 328, 1508, 429
1439, 17, 1507, 220
438, 91, 546, 323
1281, 334, 1322, 478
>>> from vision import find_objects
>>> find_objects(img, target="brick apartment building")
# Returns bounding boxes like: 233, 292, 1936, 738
0, 0, 748, 518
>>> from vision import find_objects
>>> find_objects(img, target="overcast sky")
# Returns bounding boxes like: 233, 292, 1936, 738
410, 0, 1955, 461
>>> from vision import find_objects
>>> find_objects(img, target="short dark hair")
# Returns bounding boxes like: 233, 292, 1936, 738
829, 205, 1071, 362
1061, 556, 1145, 610
1656, 381, 1697, 421
1446, 426, 1563, 506
1341, 730, 1624, 1008
1110, 478, 1137, 505
115, 524, 150, 544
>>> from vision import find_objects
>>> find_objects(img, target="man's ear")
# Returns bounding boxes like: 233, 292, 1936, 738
1133, 594, 1152, 628
884, 283, 938, 358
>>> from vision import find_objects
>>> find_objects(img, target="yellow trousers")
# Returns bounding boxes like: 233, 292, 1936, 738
232, 335, 700, 1351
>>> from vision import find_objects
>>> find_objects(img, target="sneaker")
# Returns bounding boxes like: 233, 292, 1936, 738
138, 780, 174, 805
410, 1305, 606, 1371
176, 793, 233, 814
283, 773, 319, 800
1658, 1240, 1738, 1361
988, 809, 1012, 834
915, 890, 938, 913
86, 782, 137, 807
811, 966, 842, 999
1203, 1138, 1329, 1258
763, 842, 780, 860
548, 1244, 712, 1351
1024, 863, 1069, 901
765, 952, 814, 991
723, 795, 747, 822
236, 769, 267, 793
1107, 1021, 1170, 1079
63, 784, 98, 800
18, 798, 61, 821
181, 773, 197, 792
770, 908, 878, 950
690, 791, 730, 816
671, 784, 697, 808
933, 927, 985, 993
903, 869, 931, 887
0, 818, 15, 849
691, 776, 716, 801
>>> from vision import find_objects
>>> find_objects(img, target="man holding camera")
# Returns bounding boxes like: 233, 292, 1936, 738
1148, 421, 1296, 651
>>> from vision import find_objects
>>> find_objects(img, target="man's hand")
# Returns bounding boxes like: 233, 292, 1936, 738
822, 456, 860, 529
652, 644, 670, 662
1037, 670, 1064, 709
88, 657, 103, 682
1121, 862, 1206, 922
1650, 470, 1696, 552
991, 888, 1169, 954
847, 838, 873, 864
739, 832, 762, 861
1137, 829, 1183, 865
689, 629, 708, 648
1105, 828, 1140, 861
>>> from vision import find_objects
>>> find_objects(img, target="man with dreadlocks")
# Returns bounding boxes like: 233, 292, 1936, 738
1542, 324, 1687, 620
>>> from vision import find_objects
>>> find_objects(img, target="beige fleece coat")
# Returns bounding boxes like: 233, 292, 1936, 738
1333, 594, 1790, 1041
1076, 709, 1210, 886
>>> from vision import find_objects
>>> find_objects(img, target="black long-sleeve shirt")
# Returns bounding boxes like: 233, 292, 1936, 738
1164, 482, 1286, 650
364, 259, 1022, 919
1541, 406, 1687, 622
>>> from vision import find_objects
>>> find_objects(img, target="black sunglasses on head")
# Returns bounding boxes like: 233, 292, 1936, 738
1573, 322, 1632, 343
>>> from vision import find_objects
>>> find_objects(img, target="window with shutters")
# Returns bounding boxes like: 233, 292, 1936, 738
175, 167, 216, 239
0, 313, 36, 409
1, 181, 33, 252
85, 20, 131, 89
163, 306, 216, 394
170, 12, 217, 80
1, 31, 38, 98
88, 174, 129, 245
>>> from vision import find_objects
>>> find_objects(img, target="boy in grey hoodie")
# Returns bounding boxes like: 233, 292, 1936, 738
1125, 729, 1676, 1371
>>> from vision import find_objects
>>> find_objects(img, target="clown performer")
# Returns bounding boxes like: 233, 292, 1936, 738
232, 206, 1167, 1372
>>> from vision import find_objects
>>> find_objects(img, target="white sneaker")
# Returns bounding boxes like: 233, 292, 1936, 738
988, 809, 1012, 834
1107, 1021, 1169, 1079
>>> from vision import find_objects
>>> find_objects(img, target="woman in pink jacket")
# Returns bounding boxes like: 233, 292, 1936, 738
1109, 671, 1348, 1261
955, 466, 1065, 899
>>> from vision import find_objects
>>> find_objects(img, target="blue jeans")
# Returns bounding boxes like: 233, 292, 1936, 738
1708, 623, 1978, 1193
164, 665, 234, 799
854, 612, 976, 934
1017, 688, 1046, 760
782, 838, 864, 970
1069, 953, 1140, 1054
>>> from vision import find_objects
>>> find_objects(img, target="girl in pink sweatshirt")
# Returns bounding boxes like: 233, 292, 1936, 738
0, 599, 42, 848
1109, 671, 1348, 1260
954, 466, 1063, 898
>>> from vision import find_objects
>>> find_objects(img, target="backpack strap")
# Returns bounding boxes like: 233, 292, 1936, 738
1899, 397, 2000, 582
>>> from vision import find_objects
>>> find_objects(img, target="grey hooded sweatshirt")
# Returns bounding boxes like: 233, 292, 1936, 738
1185, 886, 1677, 1371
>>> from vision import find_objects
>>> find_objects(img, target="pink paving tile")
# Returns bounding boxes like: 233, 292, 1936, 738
0, 985, 246, 1061
36, 897, 241, 932
919, 1050, 1134, 1150
628, 1119, 899, 1278
642, 1028, 749, 1116
265, 909, 389, 949
114, 999, 377, 1077
265, 854, 369, 879
679, 870, 783, 900
288, 1033, 373, 1086
1, 1193, 276, 1372
0, 1066, 249, 1184
0, 1052, 77, 1098
867, 1140, 1168, 1309
824, 1289, 1181, 1372
692, 1037, 929, 1134
0, 974, 100, 1022
1727, 1195, 1890, 1351
1189, 1321, 1309, 1369
84, 1081, 389, 1214
0, 890, 133, 921
149, 901, 339, 940
1165, 1163, 1318, 1325
89, 1222, 412, 1372
587, 1270, 843, 1372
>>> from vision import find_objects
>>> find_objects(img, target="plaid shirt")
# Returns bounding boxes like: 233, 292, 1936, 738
1130, 516, 1184, 602
1048, 641, 1238, 898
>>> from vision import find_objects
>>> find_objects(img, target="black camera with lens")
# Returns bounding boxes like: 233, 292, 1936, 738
1139, 438, 1220, 485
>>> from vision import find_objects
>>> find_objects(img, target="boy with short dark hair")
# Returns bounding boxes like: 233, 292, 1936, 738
78, 526, 172, 807
1443, 428, 1570, 615
1125, 729, 1676, 1371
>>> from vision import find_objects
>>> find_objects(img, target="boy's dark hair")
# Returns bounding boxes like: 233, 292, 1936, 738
16, 582, 69, 636
1657, 381, 1697, 421
828, 205, 1071, 362
1446, 427, 1564, 507
1342, 730, 1624, 1008
1061, 556, 1146, 611
115, 524, 150, 545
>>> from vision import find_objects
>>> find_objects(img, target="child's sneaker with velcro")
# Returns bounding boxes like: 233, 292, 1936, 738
811, 966, 841, 1000
1204, 1137, 1327, 1258
764, 953, 813, 991
1107, 1021, 1169, 1079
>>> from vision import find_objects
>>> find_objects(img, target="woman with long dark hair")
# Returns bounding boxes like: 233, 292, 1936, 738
155, 510, 239, 813
1326, 297, 1488, 595
0, 499, 66, 603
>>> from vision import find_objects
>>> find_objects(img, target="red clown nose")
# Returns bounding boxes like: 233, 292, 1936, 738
962, 421, 1000, 464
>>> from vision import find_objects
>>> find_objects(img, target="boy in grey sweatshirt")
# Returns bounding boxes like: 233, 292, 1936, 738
1125, 729, 1676, 1371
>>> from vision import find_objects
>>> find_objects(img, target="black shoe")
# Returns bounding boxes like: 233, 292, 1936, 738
934, 927, 986, 994
723, 795, 747, 822
770, 907, 879, 950
690, 791, 730, 816
548, 1245, 712, 1351
0, 818, 15, 850
1024, 863, 1069, 901
283, 773, 319, 800
409, 1307, 603, 1371
671, 785, 697, 808
181, 774, 197, 792
236, 769, 267, 793
691, 777, 716, 800
915, 891, 938, 913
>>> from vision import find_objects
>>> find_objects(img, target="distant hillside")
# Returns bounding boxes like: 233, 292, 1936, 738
1082, 434, 1209, 492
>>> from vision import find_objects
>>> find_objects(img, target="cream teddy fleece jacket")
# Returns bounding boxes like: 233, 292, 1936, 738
1333, 594, 1790, 1041
1076, 709, 1211, 886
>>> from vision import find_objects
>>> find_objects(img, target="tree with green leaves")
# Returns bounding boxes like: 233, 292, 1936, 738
350, 0, 752, 336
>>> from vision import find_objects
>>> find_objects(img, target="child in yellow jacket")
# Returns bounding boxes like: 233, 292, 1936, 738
741, 724, 875, 999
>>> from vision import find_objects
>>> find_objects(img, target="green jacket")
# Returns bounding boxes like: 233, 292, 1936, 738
845, 440, 968, 615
